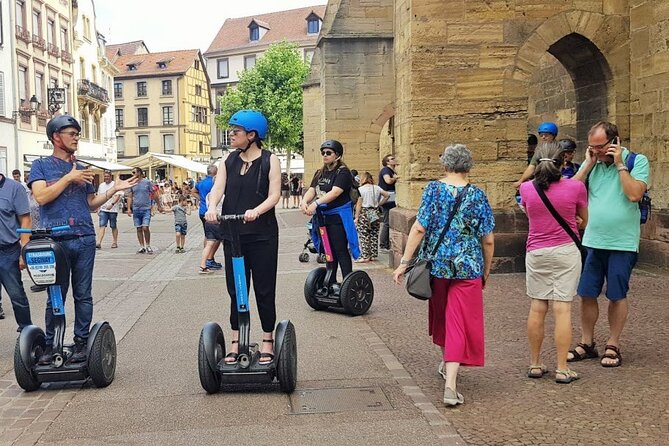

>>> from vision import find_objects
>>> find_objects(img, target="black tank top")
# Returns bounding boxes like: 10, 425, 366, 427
221, 150, 278, 239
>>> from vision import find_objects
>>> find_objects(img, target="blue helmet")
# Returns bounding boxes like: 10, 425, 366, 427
228, 110, 268, 139
537, 122, 558, 136
46, 115, 81, 141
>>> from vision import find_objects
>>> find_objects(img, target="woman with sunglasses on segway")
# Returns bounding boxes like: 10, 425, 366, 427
300, 140, 360, 282
204, 110, 282, 366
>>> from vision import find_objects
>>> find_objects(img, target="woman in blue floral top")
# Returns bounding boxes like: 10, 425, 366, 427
393, 144, 495, 407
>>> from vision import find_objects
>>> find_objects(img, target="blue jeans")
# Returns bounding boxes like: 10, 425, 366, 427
0, 243, 33, 330
44, 235, 96, 344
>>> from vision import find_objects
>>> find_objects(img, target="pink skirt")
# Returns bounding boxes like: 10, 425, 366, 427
428, 277, 485, 367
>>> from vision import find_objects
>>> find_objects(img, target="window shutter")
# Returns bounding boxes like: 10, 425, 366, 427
0, 72, 6, 117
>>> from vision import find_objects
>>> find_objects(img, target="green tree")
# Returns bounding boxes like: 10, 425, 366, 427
216, 42, 310, 155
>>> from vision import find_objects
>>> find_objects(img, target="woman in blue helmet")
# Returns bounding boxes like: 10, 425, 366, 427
204, 110, 282, 365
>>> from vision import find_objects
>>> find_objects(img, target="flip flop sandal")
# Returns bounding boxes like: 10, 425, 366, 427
555, 369, 580, 384
111, 243, 118, 248
600, 345, 622, 368
259, 339, 274, 365
527, 364, 548, 379
567, 342, 599, 362
224, 340, 239, 364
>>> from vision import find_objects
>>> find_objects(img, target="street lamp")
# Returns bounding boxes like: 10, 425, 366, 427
12, 95, 40, 118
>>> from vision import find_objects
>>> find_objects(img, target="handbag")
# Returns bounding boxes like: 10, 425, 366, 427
365, 207, 381, 223
531, 181, 587, 268
404, 184, 470, 300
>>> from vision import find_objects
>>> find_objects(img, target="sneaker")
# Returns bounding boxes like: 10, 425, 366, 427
443, 387, 464, 406
37, 346, 53, 365
137, 247, 146, 254
0, 303, 5, 319
437, 361, 447, 380
205, 259, 222, 270
69, 337, 87, 363
146, 246, 154, 254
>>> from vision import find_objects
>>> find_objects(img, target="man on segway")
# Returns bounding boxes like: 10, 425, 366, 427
28, 116, 137, 365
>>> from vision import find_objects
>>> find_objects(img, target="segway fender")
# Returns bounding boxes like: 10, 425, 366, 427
19, 325, 45, 370
86, 321, 109, 354
273, 320, 290, 362
201, 322, 223, 372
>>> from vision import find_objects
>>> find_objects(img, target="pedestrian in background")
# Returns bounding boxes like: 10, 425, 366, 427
126, 167, 155, 254
514, 122, 559, 189
281, 173, 290, 208
170, 195, 191, 253
354, 171, 389, 262
290, 175, 301, 208
392, 143, 495, 407
96, 170, 122, 249
195, 164, 222, 272
520, 142, 588, 384
378, 154, 399, 250
558, 138, 580, 179
0, 172, 33, 329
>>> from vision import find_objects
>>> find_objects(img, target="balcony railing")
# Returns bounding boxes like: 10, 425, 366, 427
15, 25, 30, 43
77, 79, 110, 104
61, 49, 73, 64
47, 43, 60, 58
32, 34, 46, 50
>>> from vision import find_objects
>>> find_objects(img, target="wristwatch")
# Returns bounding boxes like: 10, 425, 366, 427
400, 258, 412, 265
617, 165, 629, 172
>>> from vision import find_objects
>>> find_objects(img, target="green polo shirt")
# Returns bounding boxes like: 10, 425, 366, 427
580, 148, 650, 252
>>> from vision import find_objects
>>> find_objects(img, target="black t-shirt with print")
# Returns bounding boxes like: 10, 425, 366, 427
310, 166, 352, 210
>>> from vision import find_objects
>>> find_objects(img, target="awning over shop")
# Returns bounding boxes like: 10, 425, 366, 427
121, 152, 208, 174
23, 155, 131, 172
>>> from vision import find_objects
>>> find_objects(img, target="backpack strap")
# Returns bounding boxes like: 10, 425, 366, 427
256, 149, 271, 197
625, 151, 637, 172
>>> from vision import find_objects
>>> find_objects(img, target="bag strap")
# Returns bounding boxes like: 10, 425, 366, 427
625, 151, 636, 172
429, 184, 470, 257
531, 181, 582, 248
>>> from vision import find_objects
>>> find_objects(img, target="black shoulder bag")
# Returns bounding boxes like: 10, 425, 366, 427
531, 181, 587, 268
404, 184, 470, 300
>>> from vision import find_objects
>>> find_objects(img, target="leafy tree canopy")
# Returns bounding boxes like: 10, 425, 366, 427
216, 42, 310, 154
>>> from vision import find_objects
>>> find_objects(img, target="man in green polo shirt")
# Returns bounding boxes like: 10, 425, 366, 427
567, 121, 650, 368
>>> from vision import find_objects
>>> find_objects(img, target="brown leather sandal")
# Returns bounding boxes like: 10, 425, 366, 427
567, 342, 598, 362
600, 344, 622, 368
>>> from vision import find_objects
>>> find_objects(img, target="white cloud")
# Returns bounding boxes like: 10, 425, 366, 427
96, 0, 327, 53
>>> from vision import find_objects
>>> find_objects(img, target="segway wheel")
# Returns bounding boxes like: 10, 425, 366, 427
88, 323, 117, 388
13, 326, 45, 392
316, 253, 327, 264
298, 252, 310, 263
198, 323, 224, 394
340, 271, 374, 316
304, 267, 327, 311
276, 322, 297, 393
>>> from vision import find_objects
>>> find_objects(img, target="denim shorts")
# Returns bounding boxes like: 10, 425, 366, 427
99, 211, 118, 229
132, 208, 151, 227
175, 223, 187, 235
577, 248, 638, 301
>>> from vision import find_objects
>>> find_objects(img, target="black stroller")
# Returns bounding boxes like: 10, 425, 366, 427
298, 221, 326, 263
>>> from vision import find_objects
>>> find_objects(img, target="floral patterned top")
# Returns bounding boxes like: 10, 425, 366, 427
416, 181, 495, 279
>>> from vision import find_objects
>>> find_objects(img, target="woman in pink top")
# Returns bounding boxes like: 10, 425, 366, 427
519, 142, 588, 384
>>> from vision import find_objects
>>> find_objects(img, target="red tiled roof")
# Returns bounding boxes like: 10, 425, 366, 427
106, 40, 150, 57
112, 49, 201, 78
205, 5, 326, 55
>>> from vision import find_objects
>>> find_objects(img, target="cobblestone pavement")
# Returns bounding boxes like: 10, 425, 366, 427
365, 263, 669, 445
0, 209, 667, 445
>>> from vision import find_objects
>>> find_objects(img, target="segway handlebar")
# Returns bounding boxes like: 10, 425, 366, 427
217, 214, 246, 221
17, 225, 71, 234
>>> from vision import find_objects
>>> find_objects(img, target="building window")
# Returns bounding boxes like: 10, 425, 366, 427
195, 84, 202, 96
93, 118, 100, 142
244, 55, 256, 70
115, 108, 124, 128
47, 18, 56, 45
63, 82, 70, 113
137, 107, 148, 127
162, 80, 172, 95
60, 27, 68, 52
34, 72, 44, 104
0, 73, 5, 116
194, 60, 199, 70
191, 106, 207, 124
117, 136, 125, 156
0, 147, 7, 176
16, 1, 26, 29
138, 135, 149, 155
217, 58, 229, 79
304, 49, 315, 64
308, 18, 320, 34
114, 82, 122, 99
80, 116, 87, 139
199, 141, 203, 153
17, 65, 27, 105
162, 106, 173, 125
137, 81, 147, 97
32, 10, 41, 37
79, 58, 85, 79
163, 134, 175, 154
249, 24, 259, 41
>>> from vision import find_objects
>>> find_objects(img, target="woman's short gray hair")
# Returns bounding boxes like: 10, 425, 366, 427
440, 144, 474, 173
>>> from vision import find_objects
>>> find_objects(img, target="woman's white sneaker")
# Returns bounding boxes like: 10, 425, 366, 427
443, 386, 464, 406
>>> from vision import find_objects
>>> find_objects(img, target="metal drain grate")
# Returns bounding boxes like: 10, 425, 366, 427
289, 387, 393, 414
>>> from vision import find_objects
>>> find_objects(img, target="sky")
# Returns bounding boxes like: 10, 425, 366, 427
95, 0, 327, 53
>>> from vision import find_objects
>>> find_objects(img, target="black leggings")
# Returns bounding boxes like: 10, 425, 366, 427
324, 222, 352, 283
223, 236, 278, 333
